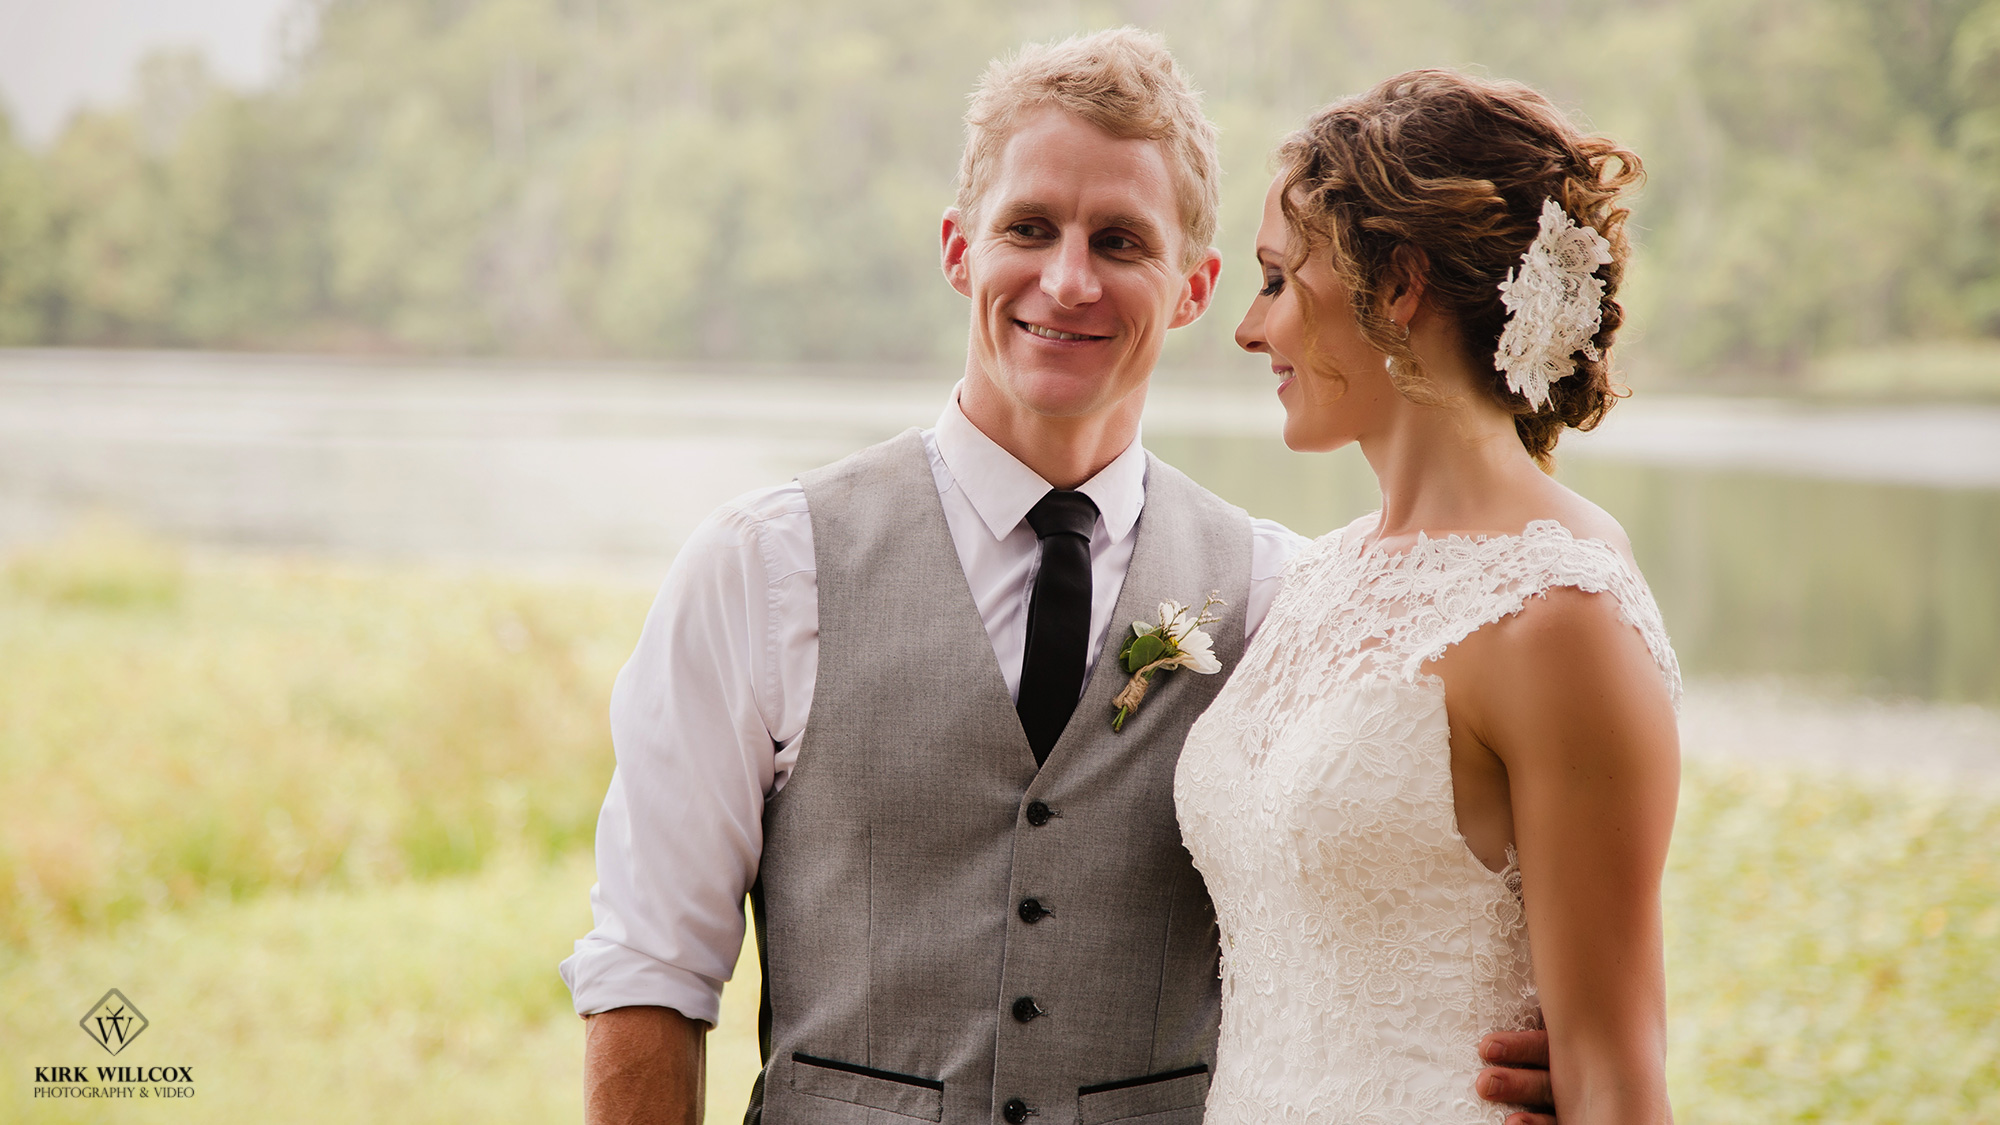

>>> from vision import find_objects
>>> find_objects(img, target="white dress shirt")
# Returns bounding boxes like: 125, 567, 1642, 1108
560, 391, 1307, 1024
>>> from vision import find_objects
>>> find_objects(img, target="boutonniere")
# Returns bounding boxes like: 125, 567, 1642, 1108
1111, 593, 1226, 731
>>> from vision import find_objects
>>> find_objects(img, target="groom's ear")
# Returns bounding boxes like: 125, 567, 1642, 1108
941, 208, 973, 298
1170, 247, 1224, 330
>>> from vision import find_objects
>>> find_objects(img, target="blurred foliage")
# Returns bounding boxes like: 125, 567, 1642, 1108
0, 528, 648, 946
1807, 338, 2000, 397
1664, 762, 2000, 1122
4, 518, 187, 609
0, 0, 1997, 376
0, 854, 593, 1121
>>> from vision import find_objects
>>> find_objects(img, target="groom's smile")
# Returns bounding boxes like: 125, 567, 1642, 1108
1017, 320, 1109, 342
943, 106, 1218, 427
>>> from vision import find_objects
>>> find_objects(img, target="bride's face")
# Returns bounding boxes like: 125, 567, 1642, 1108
1235, 177, 1400, 453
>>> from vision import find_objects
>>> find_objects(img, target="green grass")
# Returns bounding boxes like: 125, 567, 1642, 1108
0, 526, 650, 944
1664, 765, 2000, 1123
2, 535, 1995, 1122
0, 846, 761, 1124
0, 855, 597, 1122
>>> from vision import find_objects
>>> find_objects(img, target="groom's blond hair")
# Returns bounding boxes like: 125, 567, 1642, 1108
956, 28, 1220, 269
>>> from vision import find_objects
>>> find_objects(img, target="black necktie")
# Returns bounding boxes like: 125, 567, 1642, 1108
1017, 490, 1099, 765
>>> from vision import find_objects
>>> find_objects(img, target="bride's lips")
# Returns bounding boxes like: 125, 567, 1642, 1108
1274, 366, 1296, 395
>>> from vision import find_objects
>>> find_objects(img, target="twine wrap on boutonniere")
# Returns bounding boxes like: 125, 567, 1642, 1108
1110, 593, 1226, 731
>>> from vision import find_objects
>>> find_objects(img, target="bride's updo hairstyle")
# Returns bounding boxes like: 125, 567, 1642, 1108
1277, 69, 1643, 464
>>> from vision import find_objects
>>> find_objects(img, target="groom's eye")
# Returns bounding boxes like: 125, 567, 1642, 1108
1008, 222, 1050, 240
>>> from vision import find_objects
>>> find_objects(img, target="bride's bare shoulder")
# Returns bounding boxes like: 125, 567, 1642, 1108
1337, 510, 1383, 540
1524, 478, 1637, 567
1438, 479, 1662, 689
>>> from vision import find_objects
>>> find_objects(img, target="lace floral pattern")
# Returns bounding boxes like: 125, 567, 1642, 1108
1175, 517, 1681, 1124
1494, 199, 1615, 410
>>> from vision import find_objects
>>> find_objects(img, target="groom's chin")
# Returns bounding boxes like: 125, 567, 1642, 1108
979, 346, 1156, 420
1011, 367, 1148, 419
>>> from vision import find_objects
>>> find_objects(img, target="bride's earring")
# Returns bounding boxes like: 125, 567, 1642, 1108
1381, 319, 1410, 370
1384, 318, 1429, 391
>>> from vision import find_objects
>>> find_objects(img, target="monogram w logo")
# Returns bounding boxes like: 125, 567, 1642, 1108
79, 989, 150, 1056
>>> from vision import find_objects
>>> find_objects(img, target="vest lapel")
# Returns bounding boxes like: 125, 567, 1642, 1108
880, 430, 1040, 774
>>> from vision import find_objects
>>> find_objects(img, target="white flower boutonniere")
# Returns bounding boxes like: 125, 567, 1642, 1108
1111, 593, 1226, 731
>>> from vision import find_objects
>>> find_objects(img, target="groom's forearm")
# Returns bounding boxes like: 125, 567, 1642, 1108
584, 1006, 706, 1125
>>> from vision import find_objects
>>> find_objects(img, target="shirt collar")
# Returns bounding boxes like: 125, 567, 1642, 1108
934, 385, 1147, 545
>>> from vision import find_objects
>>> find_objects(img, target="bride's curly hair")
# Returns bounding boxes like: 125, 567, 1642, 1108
1276, 69, 1644, 466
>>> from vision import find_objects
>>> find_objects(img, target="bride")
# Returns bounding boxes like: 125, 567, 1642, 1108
1176, 71, 1681, 1125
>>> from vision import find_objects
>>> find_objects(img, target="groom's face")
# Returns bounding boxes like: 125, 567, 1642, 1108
943, 108, 1218, 421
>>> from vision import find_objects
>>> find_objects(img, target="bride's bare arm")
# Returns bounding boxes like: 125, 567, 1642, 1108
1444, 585, 1679, 1125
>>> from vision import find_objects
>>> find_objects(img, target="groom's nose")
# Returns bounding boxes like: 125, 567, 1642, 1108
1041, 229, 1103, 308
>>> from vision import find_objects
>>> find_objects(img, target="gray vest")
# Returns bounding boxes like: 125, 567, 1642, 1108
750, 429, 1251, 1125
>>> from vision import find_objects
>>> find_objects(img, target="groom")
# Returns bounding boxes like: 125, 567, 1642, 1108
563, 28, 1557, 1125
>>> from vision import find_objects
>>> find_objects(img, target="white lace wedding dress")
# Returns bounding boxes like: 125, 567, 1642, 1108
1176, 516, 1681, 1124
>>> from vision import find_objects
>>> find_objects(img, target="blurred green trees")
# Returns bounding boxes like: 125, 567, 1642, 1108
0, 0, 1997, 375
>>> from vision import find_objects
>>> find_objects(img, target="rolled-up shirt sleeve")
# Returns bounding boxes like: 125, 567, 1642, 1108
1245, 517, 1308, 642
560, 485, 815, 1025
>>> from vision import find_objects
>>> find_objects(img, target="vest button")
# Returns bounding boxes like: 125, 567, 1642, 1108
1011, 995, 1044, 1022
1003, 1097, 1033, 1122
1025, 800, 1052, 826
1018, 898, 1050, 924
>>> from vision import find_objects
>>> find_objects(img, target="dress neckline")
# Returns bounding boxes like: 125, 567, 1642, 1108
1343, 513, 1594, 569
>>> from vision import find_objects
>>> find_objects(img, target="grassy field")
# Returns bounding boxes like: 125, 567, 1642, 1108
0, 526, 650, 945
1664, 766, 2000, 1123
3, 538, 1995, 1122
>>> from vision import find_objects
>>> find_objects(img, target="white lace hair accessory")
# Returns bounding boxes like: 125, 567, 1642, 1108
1493, 198, 1613, 410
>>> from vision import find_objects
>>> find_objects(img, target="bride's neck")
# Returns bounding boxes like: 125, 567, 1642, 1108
1359, 368, 1545, 546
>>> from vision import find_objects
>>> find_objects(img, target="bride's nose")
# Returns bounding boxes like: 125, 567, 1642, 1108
1235, 302, 1267, 354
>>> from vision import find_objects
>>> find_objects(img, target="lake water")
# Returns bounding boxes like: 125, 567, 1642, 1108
5, 348, 1999, 752
1151, 435, 2000, 707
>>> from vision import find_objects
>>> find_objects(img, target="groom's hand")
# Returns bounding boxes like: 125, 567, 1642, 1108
1477, 1029, 1556, 1125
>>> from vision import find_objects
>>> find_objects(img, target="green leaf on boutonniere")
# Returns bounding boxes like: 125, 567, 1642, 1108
1122, 632, 1167, 673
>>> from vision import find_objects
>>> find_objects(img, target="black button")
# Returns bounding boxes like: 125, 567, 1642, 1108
1003, 1097, 1032, 1122
1018, 898, 1050, 924
1011, 996, 1043, 1022
1025, 801, 1052, 826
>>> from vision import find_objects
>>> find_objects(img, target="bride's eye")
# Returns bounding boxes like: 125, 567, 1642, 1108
1260, 272, 1285, 297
